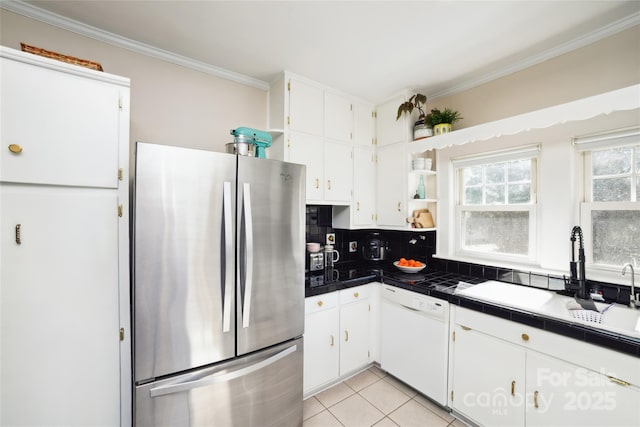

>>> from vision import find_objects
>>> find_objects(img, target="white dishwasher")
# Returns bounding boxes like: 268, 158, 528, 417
380, 285, 450, 406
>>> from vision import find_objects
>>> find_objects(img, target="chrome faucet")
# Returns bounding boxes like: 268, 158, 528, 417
622, 263, 638, 309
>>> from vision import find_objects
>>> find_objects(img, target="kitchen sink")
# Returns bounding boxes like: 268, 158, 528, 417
456, 280, 640, 338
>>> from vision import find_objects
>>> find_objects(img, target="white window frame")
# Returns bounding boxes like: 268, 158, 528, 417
452, 144, 539, 265
576, 128, 640, 270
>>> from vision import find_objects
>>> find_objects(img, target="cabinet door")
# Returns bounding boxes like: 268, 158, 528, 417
1, 57, 120, 188
353, 146, 376, 226
1, 184, 120, 426
526, 352, 640, 427
353, 101, 375, 147
376, 142, 407, 227
451, 325, 526, 427
324, 92, 353, 143
339, 299, 370, 375
324, 141, 352, 203
289, 132, 324, 202
288, 78, 323, 136
375, 95, 408, 147
303, 307, 339, 394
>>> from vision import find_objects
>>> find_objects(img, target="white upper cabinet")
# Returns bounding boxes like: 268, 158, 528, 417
324, 141, 352, 203
375, 95, 409, 147
289, 131, 324, 201
352, 146, 376, 226
353, 101, 375, 147
1, 57, 122, 188
324, 91, 353, 143
288, 78, 323, 136
376, 142, 407, 227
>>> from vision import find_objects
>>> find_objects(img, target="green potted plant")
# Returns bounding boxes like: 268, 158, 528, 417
396, 93, 432, 140
427, 108, 463, 135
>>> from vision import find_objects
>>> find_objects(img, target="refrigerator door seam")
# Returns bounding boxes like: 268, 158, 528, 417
148, 344, 297, 397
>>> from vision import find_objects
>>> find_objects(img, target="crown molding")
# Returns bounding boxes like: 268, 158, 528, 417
429, 11, 640, 100
3, 1, 638, 98
0, 0, 270, 91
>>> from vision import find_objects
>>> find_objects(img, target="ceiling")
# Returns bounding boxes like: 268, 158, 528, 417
11, 1, 640, 103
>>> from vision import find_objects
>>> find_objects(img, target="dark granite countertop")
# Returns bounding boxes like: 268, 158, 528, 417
305, 261, 640, 357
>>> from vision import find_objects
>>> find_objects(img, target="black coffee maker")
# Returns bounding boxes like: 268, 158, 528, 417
362, 232, 390, 261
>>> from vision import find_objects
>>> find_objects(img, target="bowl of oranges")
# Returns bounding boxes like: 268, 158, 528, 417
393, 258, 426, 273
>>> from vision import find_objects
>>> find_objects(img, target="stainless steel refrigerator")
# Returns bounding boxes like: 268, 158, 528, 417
132, 142, 305, 426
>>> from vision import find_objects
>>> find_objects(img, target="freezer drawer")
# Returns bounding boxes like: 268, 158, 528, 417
135, 338, 303, 427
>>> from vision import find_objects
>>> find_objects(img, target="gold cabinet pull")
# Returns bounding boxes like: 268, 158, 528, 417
317, 300, 323, 307
608, 376, 631, 386
397, 202, 401, 212
521, 333, 530, 341
8, 144, 23, 154
354, 292, 359, 298
327, 180, 332, 190
15, 224, 21, 244
344, 330, 349, 341
533, 391, 539, 409
356, 201, 360, 211
330, 335, 334, 347
315, 178, 320, 189
511, 380, 515, 396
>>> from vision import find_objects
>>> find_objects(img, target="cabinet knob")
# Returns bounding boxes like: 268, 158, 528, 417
317, 300, 323, 307
354, 292, 359, 298
8, 144, 23, 154
521, 333, 530, 341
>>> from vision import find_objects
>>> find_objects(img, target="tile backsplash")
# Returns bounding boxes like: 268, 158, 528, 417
305, 205, 633, 305
305, 205, 437, 265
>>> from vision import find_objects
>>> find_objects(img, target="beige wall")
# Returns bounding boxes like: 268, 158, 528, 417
0, 10, 268, 171
426, 25, 640, 128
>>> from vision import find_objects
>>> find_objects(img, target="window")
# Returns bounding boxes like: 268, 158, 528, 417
578, 130, 640, 268
453, 145, 538, 262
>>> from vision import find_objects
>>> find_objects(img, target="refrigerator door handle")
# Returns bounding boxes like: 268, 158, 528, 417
222, 181, 233, 333
148, 344, 297, 398
241, 182, 254, 328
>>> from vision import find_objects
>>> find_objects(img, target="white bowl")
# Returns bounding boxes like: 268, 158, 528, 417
306, 243, 321, 253
393, 261, 426, 273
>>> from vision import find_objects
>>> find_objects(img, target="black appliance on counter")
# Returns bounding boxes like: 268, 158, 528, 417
362, 232, 390, 261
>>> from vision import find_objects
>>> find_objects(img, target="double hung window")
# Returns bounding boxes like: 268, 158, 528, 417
453, 145, 539, 263
577, 128, 640, 268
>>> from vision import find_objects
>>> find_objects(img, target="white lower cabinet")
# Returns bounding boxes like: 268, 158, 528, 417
451, 325, 526, 427
303, 284, 374, 395
526, 351, 640, 427
303, 292, 340, 394
339, 287, 371, 375
451, 307, 640, 427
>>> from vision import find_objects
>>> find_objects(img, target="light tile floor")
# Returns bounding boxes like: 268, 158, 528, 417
303, 366, 470, 427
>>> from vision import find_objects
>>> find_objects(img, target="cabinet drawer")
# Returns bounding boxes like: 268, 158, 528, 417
1, 57, 122, 188
339, 284, 371, 305
305, 292, 339, 315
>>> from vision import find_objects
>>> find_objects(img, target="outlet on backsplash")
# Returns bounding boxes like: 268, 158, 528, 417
326, 233, 335, 245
